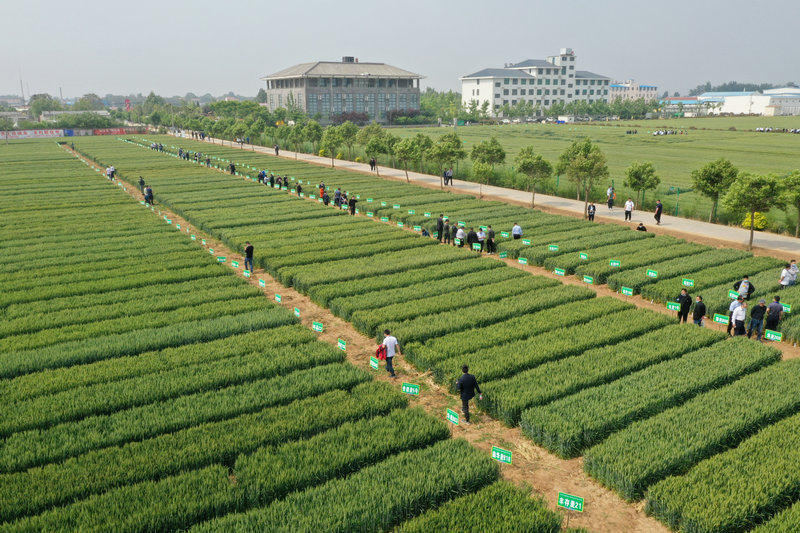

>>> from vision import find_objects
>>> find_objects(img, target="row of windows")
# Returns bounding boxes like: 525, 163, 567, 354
271, 77, 416, 89
306, 93, 417, 115
493, 89, 609, 99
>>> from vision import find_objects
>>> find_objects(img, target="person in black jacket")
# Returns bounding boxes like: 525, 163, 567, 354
436, 215, 444, 242
466, 228, 479, 251
733, 276, 756, 300
455, 365, 482, 424
748, 299, 767, 341
676, 288, 691, 323
486, 225, 496, 254
450, 224, 458, 246
692, 296, 706, 326
348, 196, 357, 215
443, 220, 451, 244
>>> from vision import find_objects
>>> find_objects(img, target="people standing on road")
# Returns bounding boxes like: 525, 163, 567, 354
466, 227, 478, 251
734, 275, 756, 300
382, 329, 400, 378
732, 301, 748, 336
477, 227, 486, 252
456, 226, 467, 247
748, 299, 767, 341
512, 222, 522, 240
274, 145, 279, 156
436, 215, 444, 242
587, 202, 596, 221
780, 264, 793, 289
348, 195, 357, 215
676, 288, 691, 323
138, 176, 145, 193
654, 199, 663, 225
143, 185, 154, 205
606, 186, 615, 210
624, 198, 634, 221
765, 296, 784, 333
636, 222, 648, 232
455, 365, 482, 425
727, 296, 743, 336
692, 296, 706, 326
450, 223, 458, 246
243, 242, 254, 272
486, 225, 495, 254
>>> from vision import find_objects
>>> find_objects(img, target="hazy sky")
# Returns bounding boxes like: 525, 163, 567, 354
4, 0, 799, 99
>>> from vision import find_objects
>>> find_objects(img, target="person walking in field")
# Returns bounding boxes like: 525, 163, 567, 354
443, 219, 451, 245
138, 176, 145, 193
654, 199, 663, 225
734, 275, 756, 300
456, 365, 482, 425
692, 296, 706, 326
765, 295, 784, 333
748, 299, 767, 341
732, 300, 748, 336
296, 183, 302, 196
511, 222, 522, 240
624, 198, 634, 221
450, 223, 458, 246
436, 215, 444, 242
587, 202, 596, 221
228, 162, 236, 175
322, 190, 330, 206
486, 225, 495, 254
788, 259, 798, 286
676, 288, 692, 323
382, 329, 400, 378
333, 188, 342, 208
780, 264, 793, 289
348, 195, 357, 215
727, 296, 743, 336
143, 185, 154, 205
243, 242, 254, 272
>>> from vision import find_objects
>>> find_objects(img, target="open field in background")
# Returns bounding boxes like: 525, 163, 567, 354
390, 118, 800, 229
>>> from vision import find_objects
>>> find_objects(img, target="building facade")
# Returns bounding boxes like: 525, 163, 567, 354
260, 57, 423, 123
460, 48, 610, 116
608, 80, 658, 102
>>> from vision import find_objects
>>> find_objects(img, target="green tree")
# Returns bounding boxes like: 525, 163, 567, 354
555, 137, 609, 218
470, 136, 506, 169
302, 120, 323, 153
287, 126, 304, 159
365, 136, 388, 176
623, 161, 661, 205
73, 93, 105, 111
691, 158, 739, 222
782, 170, 800, 237
472, 161, 493, 198
723, 173, 785, 250
515, 147, 553, 207
28, 94, 61, 120
393, 137, 421, 182
338, 121, 359, 160
321, 125, 343, 167
356, 122, 385, 146
413, 133, 433, 172
255, 88, 268, 103
425, 132, 467, 188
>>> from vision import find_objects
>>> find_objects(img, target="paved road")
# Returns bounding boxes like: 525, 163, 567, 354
184, 133, 800, 258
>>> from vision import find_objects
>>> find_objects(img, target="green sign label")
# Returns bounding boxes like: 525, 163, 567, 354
728, 289, 738, 299
667, 301, 681, 311
191, 235, 196, 240
231, 260, 239, 268
783, 303, 792, 313
472, 243, 482, 251
299, 193, 305, 197
713, 313, 729, 325
312, 321, 324, 332
408, 209, 415, 214
217, 256, 226, 262
367, 198, 373, 202
583, 275, 594, 285
765, 329, 783, 342
499, 251, 508, 259
393, 204, 400, 209
413, 225, 422, 231
491, 446, 512, 464
309, 194, 316, 199
446, 409, 459, 425
609, 259, 621, 267
454, 238, 462, 246
554, 268, 566, 276
370, 357, 379, 370
243, 270, 251, 278
580, 252, 588, 260
621, 287, 634, 296
522, 239, 532, 246
424, 212, 431, 217
259, 279, 266, 288
547, 243, 557, 251
355, 209, 360, 214
682, 278, 695, 287
397, 222, 404, 228
479, 226, 487, 231
501, 231, 510, 238
519, 257, 528, 265
338, 338, 346, 351
381, 201, 387, 207
293, 307, 300, 317
275, 294, 282, 303
176, 223, 181, 230
381, 217, 389, 222
203, 240, 207, 246
557, 492, 584, 513
646, 269, 658, 278
290, 189, 296, 193
402, 383, 420, 395
366, 211, 373, 217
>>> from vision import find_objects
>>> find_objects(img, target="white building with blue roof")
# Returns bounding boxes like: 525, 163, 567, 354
698, 90, 800, 116
460, 48, 610, 117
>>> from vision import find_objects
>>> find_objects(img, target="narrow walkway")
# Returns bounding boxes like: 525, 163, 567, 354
177, 132, 800, 259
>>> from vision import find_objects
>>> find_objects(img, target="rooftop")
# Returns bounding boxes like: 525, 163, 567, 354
507, 59, 553, 69
576, 70, 610, 79
462, 68, 535, 79
262, 61, 423, 80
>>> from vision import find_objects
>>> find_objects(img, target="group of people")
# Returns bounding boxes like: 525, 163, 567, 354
368, 158, 378, 171
442, 168, 454, 185
149, 142, 165, 151
190, 131, 206, 140
755, 127, 800, 134
105, 165, 116, 180
589, 188, 663, 226
434, 215, 503, 254
652, 130, 687, 136
673, 265, 796, 340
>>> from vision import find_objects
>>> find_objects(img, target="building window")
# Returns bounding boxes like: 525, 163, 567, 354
537, 79, 543, 85
368, 79, 376, 88
503, 78, 509, 84
537, 89, 542, 95
399, 94, 407, 109
388, 79, 396, 88
545, 89, 550, 95
568, 84, 573, 88
512, 89, 517, 95
476, 89, 480, 96
308, 78, 318, 88
512, 78, 518, 84
570, 56, 575, 61
332, 78, 341, 88
561, 68, 566, 75
495, 82, 500, 87
398, 79, 408, 88
495, 93, 500, 98
476, 79, 480, 85
512, 100, 517, 105
355, 95, 364, 113
569, 65, 574, 70
378, 79, 386, 88
344, 78, 353, 87
528, 89, 534, 95
503, 100, 508, 105
544, 100, 550, 105
319, 78, 330, 87
537, 68, 543, 75
521, 79, 526, 85
503, 89, 509, 95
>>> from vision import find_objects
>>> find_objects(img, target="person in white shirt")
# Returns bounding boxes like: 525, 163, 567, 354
788, 260, 798, 286
477, 228, 486, 252
511, 223, 522, 239
727, 296, 743, 336
780, 264, 793, 289
732, 301, 748, 336
624, 198, 634, 221
455, 226, 466, 247
382, 329, 401, 378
